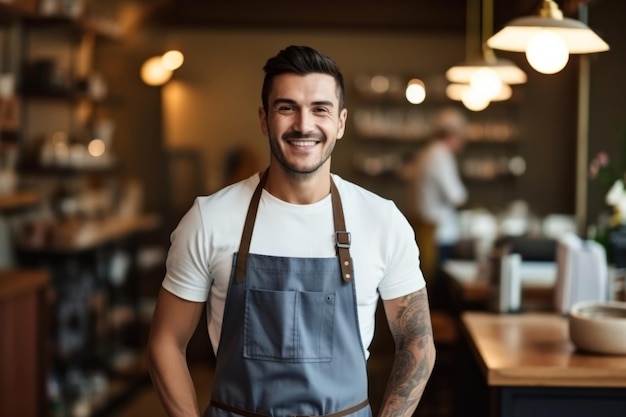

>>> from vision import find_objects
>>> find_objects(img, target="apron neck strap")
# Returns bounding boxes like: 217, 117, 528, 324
235, 169, 353, 284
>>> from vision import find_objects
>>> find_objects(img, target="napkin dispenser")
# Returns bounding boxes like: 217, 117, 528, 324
554, 233, 608, 315
491, 252, 522, 313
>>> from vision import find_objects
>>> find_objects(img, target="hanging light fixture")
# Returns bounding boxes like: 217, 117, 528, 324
487, 0, 609, 74
446, 47, 527, 86
140, 50, 186, 86
405, 78, 426, 104
446, 0, 525, 109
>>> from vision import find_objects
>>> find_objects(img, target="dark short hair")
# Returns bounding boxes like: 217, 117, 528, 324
261, 45, 345, 112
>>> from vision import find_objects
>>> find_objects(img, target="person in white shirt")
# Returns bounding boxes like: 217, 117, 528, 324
147, 45, 435, 417
400, 107, 468, 304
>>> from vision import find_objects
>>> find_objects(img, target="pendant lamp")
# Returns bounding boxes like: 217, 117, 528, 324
446, 0, 525, 110
446, 47, 527, 86
487, 0, 609, 74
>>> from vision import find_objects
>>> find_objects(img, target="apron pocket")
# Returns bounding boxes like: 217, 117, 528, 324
244, 288, 335, 362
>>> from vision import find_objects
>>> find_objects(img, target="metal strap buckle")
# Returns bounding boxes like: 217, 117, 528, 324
335, 231, 351, 249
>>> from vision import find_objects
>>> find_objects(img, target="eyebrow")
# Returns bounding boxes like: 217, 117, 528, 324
272, 98, 335, 108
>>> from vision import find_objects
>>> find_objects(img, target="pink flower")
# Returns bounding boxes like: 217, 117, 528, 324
596, 151, 609, 166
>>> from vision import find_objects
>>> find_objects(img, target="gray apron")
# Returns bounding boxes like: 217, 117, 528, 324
205, 171, 371, 417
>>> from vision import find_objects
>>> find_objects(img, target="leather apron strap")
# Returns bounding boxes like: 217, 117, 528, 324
235, 169, 353, 284
210, 399, 369, 417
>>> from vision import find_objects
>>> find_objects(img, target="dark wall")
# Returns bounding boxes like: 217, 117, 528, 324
587, 0, 626, 230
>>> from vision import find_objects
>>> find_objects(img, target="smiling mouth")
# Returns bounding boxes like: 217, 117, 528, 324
288, 139, 319, 147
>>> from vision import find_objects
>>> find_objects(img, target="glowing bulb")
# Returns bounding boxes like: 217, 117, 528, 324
525, 30, 569, 74
461, 86, 490, 112
162, 50, 184, 71
405, 79, 426, 104
140, 56, 173, 86
469, 68, 503, 101
370, 75, 390, 94
88, 139, 106, 157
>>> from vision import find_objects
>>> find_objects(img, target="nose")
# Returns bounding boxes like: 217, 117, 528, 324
293, 109, 314, 133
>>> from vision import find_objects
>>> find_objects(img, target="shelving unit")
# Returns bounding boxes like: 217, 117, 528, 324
1, 4, 159, 416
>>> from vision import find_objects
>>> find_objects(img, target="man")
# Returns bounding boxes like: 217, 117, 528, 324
147, 45, 435, 417
400, 107, 468, 304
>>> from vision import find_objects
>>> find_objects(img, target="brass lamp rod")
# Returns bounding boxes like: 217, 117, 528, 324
466, 0, 481, 59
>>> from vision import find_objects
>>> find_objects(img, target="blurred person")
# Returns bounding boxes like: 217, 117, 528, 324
147, 45, 435, 417
399, 107, 468, 302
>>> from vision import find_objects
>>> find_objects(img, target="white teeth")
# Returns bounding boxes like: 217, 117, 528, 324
290, 140, 316, 147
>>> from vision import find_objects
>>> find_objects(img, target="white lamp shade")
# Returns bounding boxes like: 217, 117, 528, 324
446, 83, 512, 102
487, 15, 609, 54
446, 56, 527, 85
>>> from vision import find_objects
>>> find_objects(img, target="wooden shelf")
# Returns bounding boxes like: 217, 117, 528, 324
0, 190, 40, 211
17, 213, 161, 254
22, 14, 122, 40
0, 2, 36, 24
18, 162, 119, 177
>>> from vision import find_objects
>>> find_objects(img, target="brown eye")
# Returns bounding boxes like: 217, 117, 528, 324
277, 105, 295, 113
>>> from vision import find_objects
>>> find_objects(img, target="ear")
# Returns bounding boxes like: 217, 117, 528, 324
337, 108, 348, 139
258, 107, 269, 136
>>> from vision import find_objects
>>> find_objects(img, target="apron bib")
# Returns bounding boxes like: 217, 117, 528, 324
205, 171, 371, 417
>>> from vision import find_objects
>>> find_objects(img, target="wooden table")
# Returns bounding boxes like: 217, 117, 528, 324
461, 311, 626, 417
443, 259, 557, 310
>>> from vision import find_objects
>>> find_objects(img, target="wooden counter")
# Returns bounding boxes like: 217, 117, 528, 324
0, 268, 49, 300
0, 268, 50, 417
462, 311, 626, 387
461, 311, 626, 417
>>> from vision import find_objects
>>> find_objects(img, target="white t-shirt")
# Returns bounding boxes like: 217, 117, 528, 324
162, 173, 426, 358
411, 142, 467, 245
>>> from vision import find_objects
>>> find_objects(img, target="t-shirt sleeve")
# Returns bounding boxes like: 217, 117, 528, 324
162, 198, 212, 302
378, 203, 427, 300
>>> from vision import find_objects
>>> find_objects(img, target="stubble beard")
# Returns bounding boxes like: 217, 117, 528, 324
268, 129, 335, 180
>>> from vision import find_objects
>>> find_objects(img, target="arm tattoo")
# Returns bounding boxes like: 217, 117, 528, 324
379, 289, 435, 417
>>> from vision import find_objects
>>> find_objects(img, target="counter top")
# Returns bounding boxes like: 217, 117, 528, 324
461, 311, 626, 388
0, 269, 49, 300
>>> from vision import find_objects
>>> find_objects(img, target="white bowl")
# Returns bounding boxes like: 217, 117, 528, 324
568, 300, 626, 355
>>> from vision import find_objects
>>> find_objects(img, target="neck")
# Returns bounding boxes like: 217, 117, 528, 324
264, 167, 332, 204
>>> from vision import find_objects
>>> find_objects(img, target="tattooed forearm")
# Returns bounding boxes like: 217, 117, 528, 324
378, 288, 436, 417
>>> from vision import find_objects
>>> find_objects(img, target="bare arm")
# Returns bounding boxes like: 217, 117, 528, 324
147, 287, 206, 417
377, 287, 436, 417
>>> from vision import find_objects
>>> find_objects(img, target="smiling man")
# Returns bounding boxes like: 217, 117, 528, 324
147, 45, 435, 417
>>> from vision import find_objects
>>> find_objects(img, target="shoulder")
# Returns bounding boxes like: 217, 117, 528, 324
196, 173, 259, 213
331, 174, 402, 221
332, 174, 392, 207
176, 173, 259, 235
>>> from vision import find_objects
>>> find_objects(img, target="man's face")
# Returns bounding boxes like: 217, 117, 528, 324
259, 73, 347, 177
